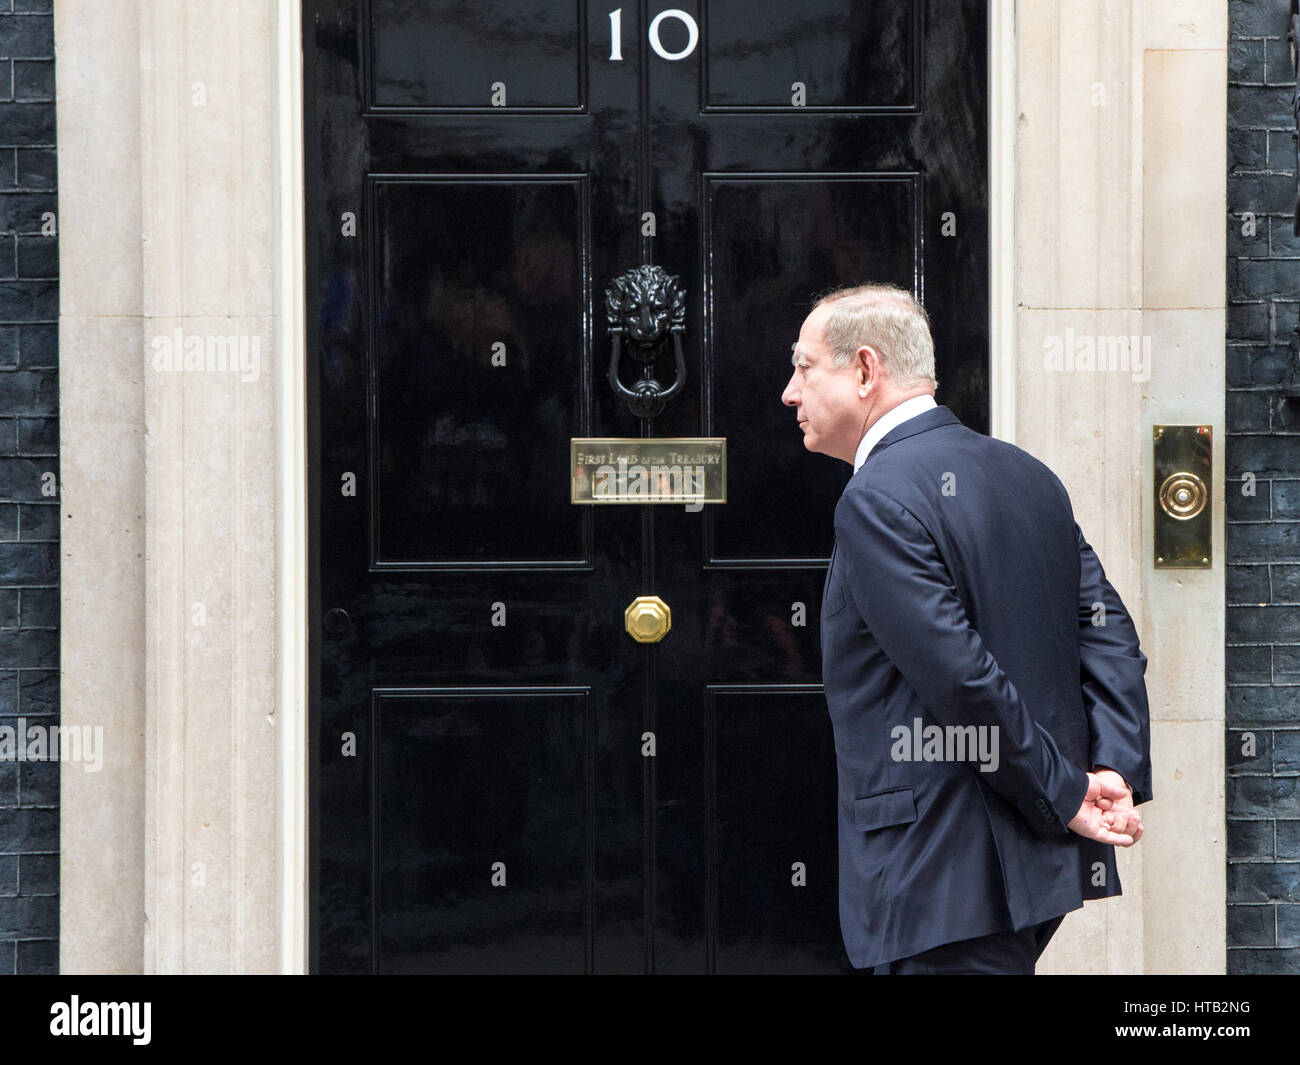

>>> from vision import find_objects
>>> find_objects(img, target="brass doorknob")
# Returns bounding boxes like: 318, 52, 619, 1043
625, 595, 671, 643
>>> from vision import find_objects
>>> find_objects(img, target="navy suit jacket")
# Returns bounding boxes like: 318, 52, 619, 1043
820, 403, 1153, 970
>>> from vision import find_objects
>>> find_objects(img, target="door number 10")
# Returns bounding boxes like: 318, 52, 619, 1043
609, 8, 700, 61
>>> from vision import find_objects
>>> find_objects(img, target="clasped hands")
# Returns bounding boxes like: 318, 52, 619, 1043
1067, 768, 1144, 847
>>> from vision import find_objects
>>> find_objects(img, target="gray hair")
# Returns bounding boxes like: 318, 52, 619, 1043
814, 283, 938, 391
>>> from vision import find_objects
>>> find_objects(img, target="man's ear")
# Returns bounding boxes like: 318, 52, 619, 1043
857, 346, 875, 394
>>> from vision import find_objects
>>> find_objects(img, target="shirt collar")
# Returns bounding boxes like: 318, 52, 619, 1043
852, 393, 938, 472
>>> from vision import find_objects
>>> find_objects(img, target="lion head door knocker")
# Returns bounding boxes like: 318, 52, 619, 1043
605, 264, 687, 419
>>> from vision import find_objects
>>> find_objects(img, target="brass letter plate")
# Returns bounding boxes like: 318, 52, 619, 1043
1153, 424, 1211, 568
571, 438, 726, 504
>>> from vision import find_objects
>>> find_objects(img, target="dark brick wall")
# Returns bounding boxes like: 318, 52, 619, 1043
1228, 0, 1300, 975
0, 0, 56, 976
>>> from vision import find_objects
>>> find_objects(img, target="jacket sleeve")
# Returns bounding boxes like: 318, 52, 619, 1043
1074, 522, 1154, 805
834, 485, 1090, 839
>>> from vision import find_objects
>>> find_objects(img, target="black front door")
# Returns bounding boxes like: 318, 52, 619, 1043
305, 0, 989, 974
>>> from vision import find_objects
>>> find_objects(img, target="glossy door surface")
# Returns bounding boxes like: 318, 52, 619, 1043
305, 0, 988, 973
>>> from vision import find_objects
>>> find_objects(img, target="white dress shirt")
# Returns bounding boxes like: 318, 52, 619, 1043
852, 393, 938, 473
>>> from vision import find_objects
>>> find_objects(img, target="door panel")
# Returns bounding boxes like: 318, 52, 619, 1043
374, 688, 592, 973
369, 175, 589, 566
365, 0, 587, 111
711, 688, 841, 973
306, 0, 988, 974
704, 173, 920, 564
702, 0, 918, 111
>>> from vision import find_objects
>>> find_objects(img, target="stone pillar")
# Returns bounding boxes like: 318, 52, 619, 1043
58, 0, 284, 973
56, 0, 148, 975
1016, 0, 1227, 973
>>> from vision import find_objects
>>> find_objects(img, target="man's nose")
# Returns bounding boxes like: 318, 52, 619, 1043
781, 373, 798, 407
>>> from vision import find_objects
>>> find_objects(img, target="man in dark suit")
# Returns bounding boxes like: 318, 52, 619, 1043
782, 283, 1153, 975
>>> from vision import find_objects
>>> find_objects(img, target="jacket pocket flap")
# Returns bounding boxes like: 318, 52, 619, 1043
853, 788, 916, 832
